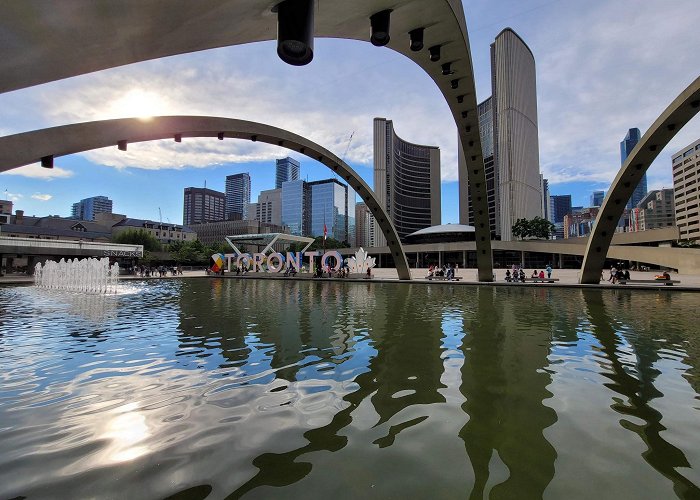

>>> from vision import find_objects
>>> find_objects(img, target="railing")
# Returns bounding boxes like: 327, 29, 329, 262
0, 236, 143, 256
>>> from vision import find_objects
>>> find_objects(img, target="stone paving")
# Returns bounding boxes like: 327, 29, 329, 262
2, 267, 700, 290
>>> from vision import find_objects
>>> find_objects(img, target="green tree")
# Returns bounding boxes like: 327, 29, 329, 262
511, 218, 530, 240
530, 216, 556, 239
112, 229, 162, 251
512, 217, 555, 240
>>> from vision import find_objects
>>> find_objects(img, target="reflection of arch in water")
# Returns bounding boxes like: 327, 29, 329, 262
580, 77, 700, 283
0, 0, 495, 280
459, 287, 557, 498
0, 116, 411, 280
582, 289, 700, 497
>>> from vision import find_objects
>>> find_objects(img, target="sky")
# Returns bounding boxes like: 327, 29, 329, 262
1, 0, 699, 225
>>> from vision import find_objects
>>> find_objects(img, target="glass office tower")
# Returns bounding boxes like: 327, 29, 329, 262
621, 128, 647, 209
276, 157, 300, 189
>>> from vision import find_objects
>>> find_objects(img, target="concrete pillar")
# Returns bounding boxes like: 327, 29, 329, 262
0, 253, 4, 276
521, 250, 525, 268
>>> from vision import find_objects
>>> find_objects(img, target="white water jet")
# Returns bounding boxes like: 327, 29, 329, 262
34, 257, 120, 294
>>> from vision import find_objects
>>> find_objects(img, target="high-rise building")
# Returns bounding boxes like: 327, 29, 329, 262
460, 97, 498, 237
373, 117, 441, 244
276, 157, 300, 189
549, 195, 572, 223
621, 128, 647, 210
634, 188, 675, 231
253, 188, 282, 226
459, 28, 542, 241
281, 179, 309, 236
309, 179, 351, 243
355, 202, 374, 248
281, 178, 354, 244
71, 195, 113, 221
591, 190, 605, 207
183, 187, 225, 225
541, 175, 550, 222
225, 173, 251, 220
672, 138, 700, 240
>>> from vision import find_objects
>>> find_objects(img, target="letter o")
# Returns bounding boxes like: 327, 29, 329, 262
267, 252, 284, 272
321, 251, 342, 272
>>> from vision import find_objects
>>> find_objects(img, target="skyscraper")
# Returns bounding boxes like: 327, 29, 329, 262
672, 138, 700, 241
275, 157, 300, 189
549, 195, 572, 223
183, 187, 225, 225
591, 190, 605, 207
355, 202, 374, 248
460, 97, 498, 237
309, 179, 351, 243
70, 195, 113, 221
281, 178, 354, 244
373, 117, 441, 244
459, 28, 542, 241
225, 173, 251, 220
621, 128, 647, 209
254, 188, 282, 226
281, 179, 309, 236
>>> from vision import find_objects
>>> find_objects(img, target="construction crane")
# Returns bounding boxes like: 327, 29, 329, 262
341, 131, 355, 163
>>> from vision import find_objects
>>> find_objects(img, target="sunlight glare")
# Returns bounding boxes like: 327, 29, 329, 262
109, 89, 168, 121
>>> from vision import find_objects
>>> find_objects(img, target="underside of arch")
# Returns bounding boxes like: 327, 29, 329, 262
0, 115, 413, 280
580, 76, 700, 284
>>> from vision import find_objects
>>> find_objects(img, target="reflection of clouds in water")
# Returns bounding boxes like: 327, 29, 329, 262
102, 401, 151, 462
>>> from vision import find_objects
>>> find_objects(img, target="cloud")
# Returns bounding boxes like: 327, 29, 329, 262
3, 191, 23, 202
31, 193, 53, 201
0, 164, 74, 179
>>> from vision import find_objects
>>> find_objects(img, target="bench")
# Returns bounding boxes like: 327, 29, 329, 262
617, 279, 680, 286
507, 278, 559, 283
425, 276, 463, 281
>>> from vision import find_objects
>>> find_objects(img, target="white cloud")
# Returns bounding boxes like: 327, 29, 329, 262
0, 164, 74, 179
3, 191, 23, 202
31, 193, 53, 201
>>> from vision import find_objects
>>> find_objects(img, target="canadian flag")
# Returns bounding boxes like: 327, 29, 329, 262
323, 223, 328, 240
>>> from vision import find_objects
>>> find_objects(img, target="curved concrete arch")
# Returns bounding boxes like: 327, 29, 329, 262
0, 115, 412, 280
580, 76, 700, 283
0, 0, 494, 281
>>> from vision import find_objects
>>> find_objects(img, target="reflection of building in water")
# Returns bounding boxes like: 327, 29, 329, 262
459, 287, 556, 498
583, 290, 699, 495
229, 283, 449, 497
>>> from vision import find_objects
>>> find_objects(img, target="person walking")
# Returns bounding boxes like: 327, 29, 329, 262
546, 264, 552, 279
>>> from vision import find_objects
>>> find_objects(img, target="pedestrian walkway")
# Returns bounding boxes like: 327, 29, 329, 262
2, 268, 699, 290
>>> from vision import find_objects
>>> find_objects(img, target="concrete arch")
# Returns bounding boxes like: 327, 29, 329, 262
0, 0, 494, 280
580, 76, 700, 283
0, 115, 412, 280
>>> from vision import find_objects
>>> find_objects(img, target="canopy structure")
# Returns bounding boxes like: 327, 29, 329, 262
225, 233, 314, 256
224, 233, 314, 268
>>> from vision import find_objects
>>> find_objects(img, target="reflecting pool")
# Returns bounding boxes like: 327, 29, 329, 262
1, 279, 699, 499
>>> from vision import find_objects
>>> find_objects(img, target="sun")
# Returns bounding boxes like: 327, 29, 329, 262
109, 88, 169, 120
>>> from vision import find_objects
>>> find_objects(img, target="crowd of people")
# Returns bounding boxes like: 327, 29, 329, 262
427, 263, 457, 280
504, 264, 553, 283
137, 265, 182, 277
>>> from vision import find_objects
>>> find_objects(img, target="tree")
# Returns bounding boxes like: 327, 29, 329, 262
530, 216, 556, 239
112, 229, 162, 251
511, 218, 530, 240
511, 217, 555, 240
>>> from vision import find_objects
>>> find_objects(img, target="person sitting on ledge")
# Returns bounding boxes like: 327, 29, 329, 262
538, 270, 545, 279
531, 270, 539, 278
505, 270, 512, 282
